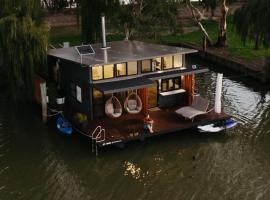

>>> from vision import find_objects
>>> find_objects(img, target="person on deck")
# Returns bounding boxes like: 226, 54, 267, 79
144, 114, 154, 133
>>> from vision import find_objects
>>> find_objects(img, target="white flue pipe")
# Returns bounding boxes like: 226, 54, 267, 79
101, 14, 106, 48
214, 73, 223, 114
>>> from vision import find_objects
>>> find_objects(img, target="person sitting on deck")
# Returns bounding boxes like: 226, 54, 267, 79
144, 114, 154, 133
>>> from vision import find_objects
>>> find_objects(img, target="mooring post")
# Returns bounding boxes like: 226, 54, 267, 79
40, 82, 47, 123
214, 73, 223, 114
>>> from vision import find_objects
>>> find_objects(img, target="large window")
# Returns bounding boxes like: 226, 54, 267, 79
152, 57, 162, 71
127, 61, 137, 75
116, 63, 127, 77
161, 77, 182, 92
142, 59, 151, 73
174, 54, 182, 68
163, 56, 173, 70
104, 64, 114, 79
92, 66, 103, 80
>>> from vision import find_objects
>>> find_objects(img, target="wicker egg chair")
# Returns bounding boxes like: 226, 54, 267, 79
105, 95, 123, 118
124, 92, 142, 114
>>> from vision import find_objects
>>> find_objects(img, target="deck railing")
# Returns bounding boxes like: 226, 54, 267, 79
91, 126, 106, 156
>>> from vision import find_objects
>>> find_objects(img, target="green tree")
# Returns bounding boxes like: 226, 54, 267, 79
234, 0, 270, 50
202, 0, 218, 18
79, 0, 120, 43
187, 0, 236, 47
0, 0, 48, 101
116, 0, 180, 40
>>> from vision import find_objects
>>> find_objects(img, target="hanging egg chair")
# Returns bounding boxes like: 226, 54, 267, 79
124, 92, 142, 114
105, 95, 123, 118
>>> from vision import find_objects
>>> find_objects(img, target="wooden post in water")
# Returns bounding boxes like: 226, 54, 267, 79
40, 83, 47, 123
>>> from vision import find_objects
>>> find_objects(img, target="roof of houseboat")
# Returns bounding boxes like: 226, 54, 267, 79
48, 40, 198, 66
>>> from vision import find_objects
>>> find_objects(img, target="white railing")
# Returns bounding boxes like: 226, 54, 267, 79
91, 126, 106, 156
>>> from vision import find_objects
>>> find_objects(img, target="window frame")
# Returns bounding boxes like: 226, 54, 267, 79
160, 77, 182, 92
152, 57, 162, 72
103, 64, 115, 79
141, 59, 152, 73
116, 62, 127, 77
70, 82, 83, 103
127, 61, 138, 76
173, 54, 183, 68
162, 56, 173, 70
92, 65, 104, 81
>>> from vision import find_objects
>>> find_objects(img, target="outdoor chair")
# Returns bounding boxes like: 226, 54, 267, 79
124, 92, 142, 114
175, 96, 211, 122
105, 96, 123, 118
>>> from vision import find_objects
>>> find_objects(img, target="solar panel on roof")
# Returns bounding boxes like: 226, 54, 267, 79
75, 45, 95, 55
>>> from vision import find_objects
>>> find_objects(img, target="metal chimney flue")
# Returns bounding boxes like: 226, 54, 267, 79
101, 14, 107, 49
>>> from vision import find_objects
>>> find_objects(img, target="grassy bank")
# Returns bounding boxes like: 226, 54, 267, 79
49, 18, 270, 61
50, 26, 125, 46
161, 18, 270, 61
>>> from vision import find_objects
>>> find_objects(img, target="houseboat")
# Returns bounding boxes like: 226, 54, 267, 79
42, 16, 231, 153
46, 39, 230, 149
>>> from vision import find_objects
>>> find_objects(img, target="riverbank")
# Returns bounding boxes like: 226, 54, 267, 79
47, 4, 269, 82
170, 42, 265, 81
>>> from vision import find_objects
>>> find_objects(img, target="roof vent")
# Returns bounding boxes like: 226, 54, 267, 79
101, 14, 110, 49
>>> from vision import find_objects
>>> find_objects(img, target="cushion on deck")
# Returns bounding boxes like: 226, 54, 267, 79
175, 106, 207, 119
128, 100, 137, 110
106, 103, 114, 114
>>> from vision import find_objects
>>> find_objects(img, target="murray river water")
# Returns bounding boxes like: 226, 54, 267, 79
1, 56, 270, 200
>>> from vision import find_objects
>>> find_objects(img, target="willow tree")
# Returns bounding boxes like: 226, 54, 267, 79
0, 0, 48, 101
234, 0, 270, 50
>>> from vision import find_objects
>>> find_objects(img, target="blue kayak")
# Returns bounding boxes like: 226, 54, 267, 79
57, 116, 73, 135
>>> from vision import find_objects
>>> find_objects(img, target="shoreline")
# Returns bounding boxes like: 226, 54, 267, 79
168, 42, 266, 82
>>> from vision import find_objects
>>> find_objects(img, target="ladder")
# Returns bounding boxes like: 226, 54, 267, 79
91, 126, 106, 156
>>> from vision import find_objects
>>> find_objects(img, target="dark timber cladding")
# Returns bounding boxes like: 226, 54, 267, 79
145, 66, 208, 80
93, 77, 155, 94
47, 40, 198, 66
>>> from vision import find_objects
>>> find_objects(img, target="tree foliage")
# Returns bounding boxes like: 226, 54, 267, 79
79, 0, 120, 43
202, 0, 235, 17
43, 0, 68, 12
116, 0, 180, 40
0, 0, 48, 101
202, 0, 218, 17
234, 0, 270, 50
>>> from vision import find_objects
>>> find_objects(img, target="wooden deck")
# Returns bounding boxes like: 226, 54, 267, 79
77, 108, 231, 147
